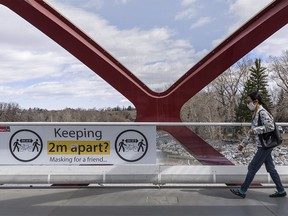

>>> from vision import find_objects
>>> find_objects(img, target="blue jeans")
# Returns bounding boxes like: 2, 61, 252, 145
241, 147, 285, 193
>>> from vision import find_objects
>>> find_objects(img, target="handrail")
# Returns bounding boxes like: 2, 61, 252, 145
0, 122, 288, 126
0, 165, 287, 185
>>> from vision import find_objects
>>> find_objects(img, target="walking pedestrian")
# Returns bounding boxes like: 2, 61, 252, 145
230, 92, 286, 198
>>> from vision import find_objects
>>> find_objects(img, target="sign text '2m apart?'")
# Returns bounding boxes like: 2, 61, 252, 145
0, 125, 156, 165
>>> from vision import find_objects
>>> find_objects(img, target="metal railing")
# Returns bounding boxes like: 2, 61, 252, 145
0, 165, 288, 185
0, 122, 287, 185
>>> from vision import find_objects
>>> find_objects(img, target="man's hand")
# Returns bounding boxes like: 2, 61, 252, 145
248, 129, 255, 135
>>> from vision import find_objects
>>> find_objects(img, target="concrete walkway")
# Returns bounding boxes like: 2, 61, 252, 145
0, 185, 287, 216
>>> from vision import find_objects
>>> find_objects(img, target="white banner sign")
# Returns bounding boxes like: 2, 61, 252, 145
0, 124, 156, 165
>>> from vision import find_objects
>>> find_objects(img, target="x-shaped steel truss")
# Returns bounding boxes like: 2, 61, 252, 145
1, 0, 288, 164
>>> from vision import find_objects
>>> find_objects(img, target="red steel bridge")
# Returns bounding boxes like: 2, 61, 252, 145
0, 0, 287, 165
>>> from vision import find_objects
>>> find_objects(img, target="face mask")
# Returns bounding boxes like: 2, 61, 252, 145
247, 102, 256, 111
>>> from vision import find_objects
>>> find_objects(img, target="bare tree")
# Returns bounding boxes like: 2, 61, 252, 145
181, 58, 254, 139
0, 102, 21, 121
181, 91, 223, 139
269, 50, 288, 94
273, 89, 288, 122
209, 57, 253, 121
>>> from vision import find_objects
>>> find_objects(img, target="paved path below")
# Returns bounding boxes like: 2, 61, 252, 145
0, 185, 287, 216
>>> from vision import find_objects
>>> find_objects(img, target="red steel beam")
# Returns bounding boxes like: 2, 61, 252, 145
164, 0, 288, 107
1, 0, 287, 165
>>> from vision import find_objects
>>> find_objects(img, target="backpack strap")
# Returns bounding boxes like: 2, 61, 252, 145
257, 110, 265, 148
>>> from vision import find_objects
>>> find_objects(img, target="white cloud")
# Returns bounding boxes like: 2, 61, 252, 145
181, 0, 198, 6
229, 0, 271, 22
49, 1, 203, 86
190, 16, 212, 29
0, 3, 119, 109
211, 0, 271, 47
175, 7, 197, 21
228, 0, 272, 33
0, 49, 72, 83
211, 0, 282, 52
1, 1, 208, 109
82, 0, 104, 10
227, 0, 288, 58
175, 0, 200, 20
22, 78, 111, 99
255, 25, 288, 57
114, 0, 130, 4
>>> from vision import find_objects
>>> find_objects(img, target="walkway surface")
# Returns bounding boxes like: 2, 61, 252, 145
0, 185, 287, 216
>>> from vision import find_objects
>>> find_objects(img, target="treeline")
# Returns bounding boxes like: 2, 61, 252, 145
0, 103, 136, 122
181, 51, 288, 139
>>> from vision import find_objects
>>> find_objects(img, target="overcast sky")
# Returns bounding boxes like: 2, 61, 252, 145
0, 0, 287, 110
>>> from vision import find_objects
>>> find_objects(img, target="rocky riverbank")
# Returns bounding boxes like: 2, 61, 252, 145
157, 131, 288, 165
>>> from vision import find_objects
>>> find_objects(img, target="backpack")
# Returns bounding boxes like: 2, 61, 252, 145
258, 110, 283, 148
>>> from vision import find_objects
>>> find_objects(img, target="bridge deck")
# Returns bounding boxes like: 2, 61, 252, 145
0, 184, 287, 216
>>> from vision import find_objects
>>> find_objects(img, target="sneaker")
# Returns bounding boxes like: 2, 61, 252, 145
230, 189, 246, 198
269, 191, 287, 198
